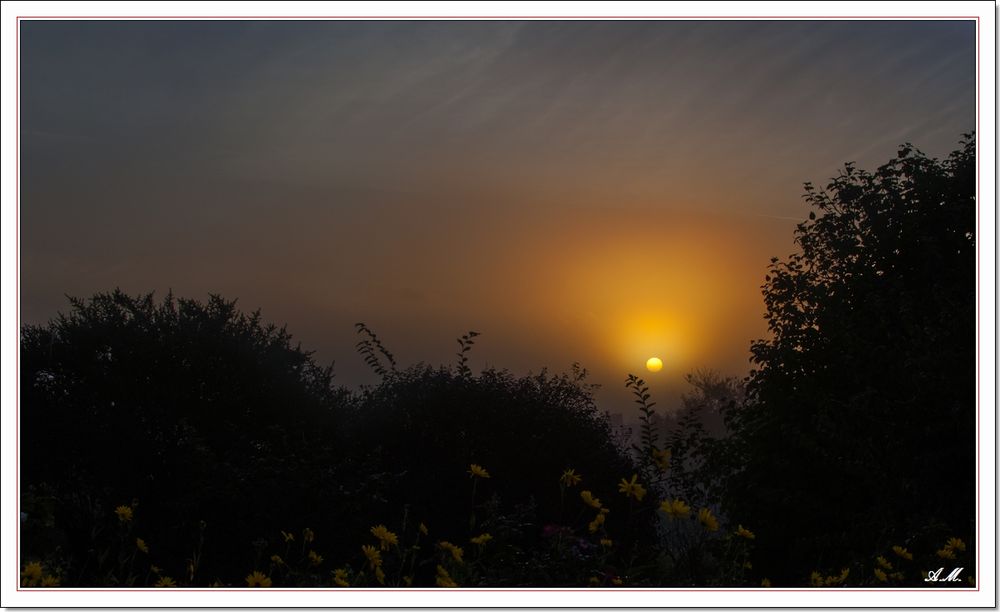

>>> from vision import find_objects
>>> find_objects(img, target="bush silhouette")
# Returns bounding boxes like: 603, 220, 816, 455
720, 136, 976, 581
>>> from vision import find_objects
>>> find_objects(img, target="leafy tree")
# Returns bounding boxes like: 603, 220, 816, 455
721, 136, 975, 581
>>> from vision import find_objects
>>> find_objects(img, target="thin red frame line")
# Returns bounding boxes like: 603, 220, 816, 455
13, 13, 984, 596
13, 15, 984, 19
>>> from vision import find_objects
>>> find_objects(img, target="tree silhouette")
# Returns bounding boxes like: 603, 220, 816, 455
721, 136, 976, 581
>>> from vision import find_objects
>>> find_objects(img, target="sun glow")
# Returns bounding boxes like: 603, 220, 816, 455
646, 357, 663, 372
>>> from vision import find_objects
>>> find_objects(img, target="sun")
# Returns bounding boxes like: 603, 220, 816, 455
645, 357, 663, 372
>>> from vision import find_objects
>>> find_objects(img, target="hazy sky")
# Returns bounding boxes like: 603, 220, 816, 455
20, 20, 976, 411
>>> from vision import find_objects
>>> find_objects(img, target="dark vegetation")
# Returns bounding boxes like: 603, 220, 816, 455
19, 137, 975, 587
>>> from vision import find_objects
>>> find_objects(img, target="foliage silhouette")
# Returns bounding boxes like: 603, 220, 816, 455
719, 135, 976, 582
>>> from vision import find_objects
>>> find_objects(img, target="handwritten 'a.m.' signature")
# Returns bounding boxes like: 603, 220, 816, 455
924, 567, 963, 583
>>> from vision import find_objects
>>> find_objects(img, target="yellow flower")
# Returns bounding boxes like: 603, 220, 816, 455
468, 464, 490, 479
155, 576, 177, 588
761, 578, 771, 587
435, 565, 458, 588
333, 568, 350, 587
890, 571, 904, 581
308, 550, 324, 566
270, 554, 284, 565
560, 468, 583, 487
588, 513, 606, 533
371, 524, 399, 550
40, 575, 60, 587
652, 448, 672, 470
281, 530, 295, 543
936, 547, 956, 560
825, 568, 849, 586
150, 565, 162, 574
136, 538, 149, 553
600, 538, 613, 547
617, 474, 647, 501
892, 545, 913, 561
735, 525, 755, 540
742, 561, 753, 569
362, 544, 383, 569
874, 567, 888, 582
375, 566, 386, 585
438, 541, 464, 563
580, 490, 602, 509
659, 499, 691, 519
419, 522, 429, 536
246, 571, 272, 587
611, 577, 623, 586
21, 561, 43, 586
588, 576, 601, 587
303, 527, 315, 543
946, 537, 966, 552
115, 505, 133, 522
876, 556, 892, 570
470, 533, 493, 546
809, 571, 824, 587
697, 507, 719, 532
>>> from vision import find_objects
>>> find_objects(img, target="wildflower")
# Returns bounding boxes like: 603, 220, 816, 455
333, 568, 350, 587
890, 571, 904, 581
742, 561, 753, 570
936, 547, 956, 560
580, 490, 602, 509
588, 513, 606, 533
825, 568, 849, 586
876, 556, 893, 570
874, 568, 888, 582
697, 507, 719, 532
617, 474, 647, 502
946, 537, 966, 552
40, 575, 60, 587
470, 533, 493, 546
588, 576, 601, 587
892, 545, 913, 561
303, 528, 315, 543
154, 576, 177, 588
809, 571, 824, 587
245, 571, 272, 587
21, 561, 43, 586
281, 530, 295, 543
362, 544, 382, 569
136, 538, 149, 553
270, 554, 284, 565
652, 448, 672, 471
150, 565, 162, 574
611, 577, 623, 586
419, 522, 429, 536
659, 499, 691, 519
468, 464, 490, 479
735, 525, 755, 540
560, 468, 583, 487
371, 524, 399, 550
375, 566, 386, 585
115, 505, 134, 522
436, 565, 458, 588
761, 578, 772, 587
308, 550, 324, 566
438, 541, 464, 563
600, 538, 613, 548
